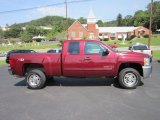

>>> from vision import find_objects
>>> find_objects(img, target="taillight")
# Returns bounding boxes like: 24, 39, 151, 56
9, 58, 14, 68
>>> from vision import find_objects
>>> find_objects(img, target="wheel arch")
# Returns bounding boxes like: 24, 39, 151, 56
118, 63, 143, 77
23, 63, 44, 75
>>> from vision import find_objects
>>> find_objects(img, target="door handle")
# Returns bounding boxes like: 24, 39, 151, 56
84, 57, 91, 61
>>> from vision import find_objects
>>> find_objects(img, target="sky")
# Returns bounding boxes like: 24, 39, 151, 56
0, 0, 154, 26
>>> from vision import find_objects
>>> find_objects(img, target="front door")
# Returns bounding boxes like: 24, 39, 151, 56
82, 41, 115, 76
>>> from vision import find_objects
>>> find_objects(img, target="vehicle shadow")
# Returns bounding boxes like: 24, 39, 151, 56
14, 79, 26, 86
14, 77, 144, 89
14, 77, 122, 88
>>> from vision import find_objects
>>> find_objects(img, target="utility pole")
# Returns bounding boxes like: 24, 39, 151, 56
148, 0, 153, 48
65, 0, 68, 40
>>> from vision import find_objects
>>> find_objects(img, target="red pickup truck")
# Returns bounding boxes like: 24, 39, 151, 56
8, 40, 152, 89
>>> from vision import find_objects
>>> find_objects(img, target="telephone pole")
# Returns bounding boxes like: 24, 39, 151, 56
65, 0, 68, 40
148, 0, 153, 48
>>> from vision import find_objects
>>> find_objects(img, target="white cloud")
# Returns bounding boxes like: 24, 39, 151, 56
36, 6, 66, 17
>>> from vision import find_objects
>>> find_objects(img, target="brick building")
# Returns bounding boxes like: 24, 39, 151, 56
68, 10, 151, 40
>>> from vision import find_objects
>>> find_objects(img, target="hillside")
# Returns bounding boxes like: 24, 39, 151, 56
11, 15, 117, 28
12, 16, 75, 28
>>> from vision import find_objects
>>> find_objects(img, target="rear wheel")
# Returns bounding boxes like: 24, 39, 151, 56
26, 69, 46, 89
119, 68, 141, 89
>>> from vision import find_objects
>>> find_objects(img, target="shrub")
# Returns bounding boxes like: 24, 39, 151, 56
131, 35, 136, 39
103, 38, 109, 41
127, 35, 136, 40
143, 34, 149, 38
129, 41, 132, 44
110, 37, 115, 40
137, 35, 140, 38
99, 38, 103, 41
58, 39, 64, 46
83, 36, 88, 40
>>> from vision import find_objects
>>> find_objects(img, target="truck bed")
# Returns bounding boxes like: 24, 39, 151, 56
10, 53, 62, 76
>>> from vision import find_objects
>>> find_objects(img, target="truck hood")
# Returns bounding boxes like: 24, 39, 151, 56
117, 51, 149, 58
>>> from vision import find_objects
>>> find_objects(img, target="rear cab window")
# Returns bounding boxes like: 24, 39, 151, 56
68, 42, 80, 54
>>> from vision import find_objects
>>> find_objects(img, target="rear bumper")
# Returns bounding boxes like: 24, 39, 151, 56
142, 65, 152, 79
8, 69, 14, 75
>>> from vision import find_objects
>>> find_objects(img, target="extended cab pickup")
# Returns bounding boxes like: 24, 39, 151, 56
8, 40, 152, 89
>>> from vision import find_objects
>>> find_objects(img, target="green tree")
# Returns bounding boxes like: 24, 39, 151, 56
0, 29, 4, 39
147, 1, 160, 31
4, 24, 23, 38
78, 17, 87, 24
103, 20, 117, 27
26, 26, 38, 36
123, 15, 134, 26
133, 10, 149, 27
20, 31, 32, 42
117, 13, 123, 26
97, 20, 104, 27
46, 27, 57, 39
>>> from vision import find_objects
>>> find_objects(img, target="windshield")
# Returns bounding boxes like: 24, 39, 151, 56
133, 45, 148, 50
100, 42, 118, 52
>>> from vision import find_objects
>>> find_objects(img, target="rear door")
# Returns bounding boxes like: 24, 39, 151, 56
62, 41, 84, 76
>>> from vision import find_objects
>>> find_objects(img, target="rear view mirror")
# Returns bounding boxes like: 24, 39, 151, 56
102, 49, 109, 56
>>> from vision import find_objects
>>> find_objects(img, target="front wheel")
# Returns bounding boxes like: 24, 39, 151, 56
119, 68, 141, 89
26, 69, 46, 89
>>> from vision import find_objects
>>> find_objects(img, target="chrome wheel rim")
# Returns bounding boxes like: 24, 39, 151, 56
28, 74, 41, 87
123, 73, 137, 87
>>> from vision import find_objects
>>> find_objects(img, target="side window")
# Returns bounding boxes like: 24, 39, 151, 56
68, 42, 80, 54
85, 42, 105, 54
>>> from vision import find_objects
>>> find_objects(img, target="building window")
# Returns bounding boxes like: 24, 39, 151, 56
71, 31, 76, 38
79, 31, 83, 38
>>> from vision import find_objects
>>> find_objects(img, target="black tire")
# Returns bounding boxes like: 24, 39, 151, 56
26, 69, 46, 89
119, 68, 141, 89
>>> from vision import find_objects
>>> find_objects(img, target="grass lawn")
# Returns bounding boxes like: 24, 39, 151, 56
153, 50, 160, 59
0, 60, 6, 66
103, 37, 160, 47
0, 42, 59, 52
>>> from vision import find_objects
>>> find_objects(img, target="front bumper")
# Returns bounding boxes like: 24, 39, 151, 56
8, 69, 14, 75
143, 65, 152, 79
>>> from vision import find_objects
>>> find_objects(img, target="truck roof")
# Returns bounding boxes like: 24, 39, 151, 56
63, 40, 99, 43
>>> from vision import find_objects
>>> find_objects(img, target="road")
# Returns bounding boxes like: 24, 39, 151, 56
0, 61, 160, 120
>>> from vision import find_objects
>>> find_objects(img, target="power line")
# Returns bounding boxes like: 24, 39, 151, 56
0, 0, 95, 14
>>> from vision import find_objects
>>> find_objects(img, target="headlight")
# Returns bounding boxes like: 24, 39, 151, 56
144, 58, 150, 66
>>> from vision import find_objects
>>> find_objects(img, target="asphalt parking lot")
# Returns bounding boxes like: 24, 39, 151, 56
0, 61, 160, 120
